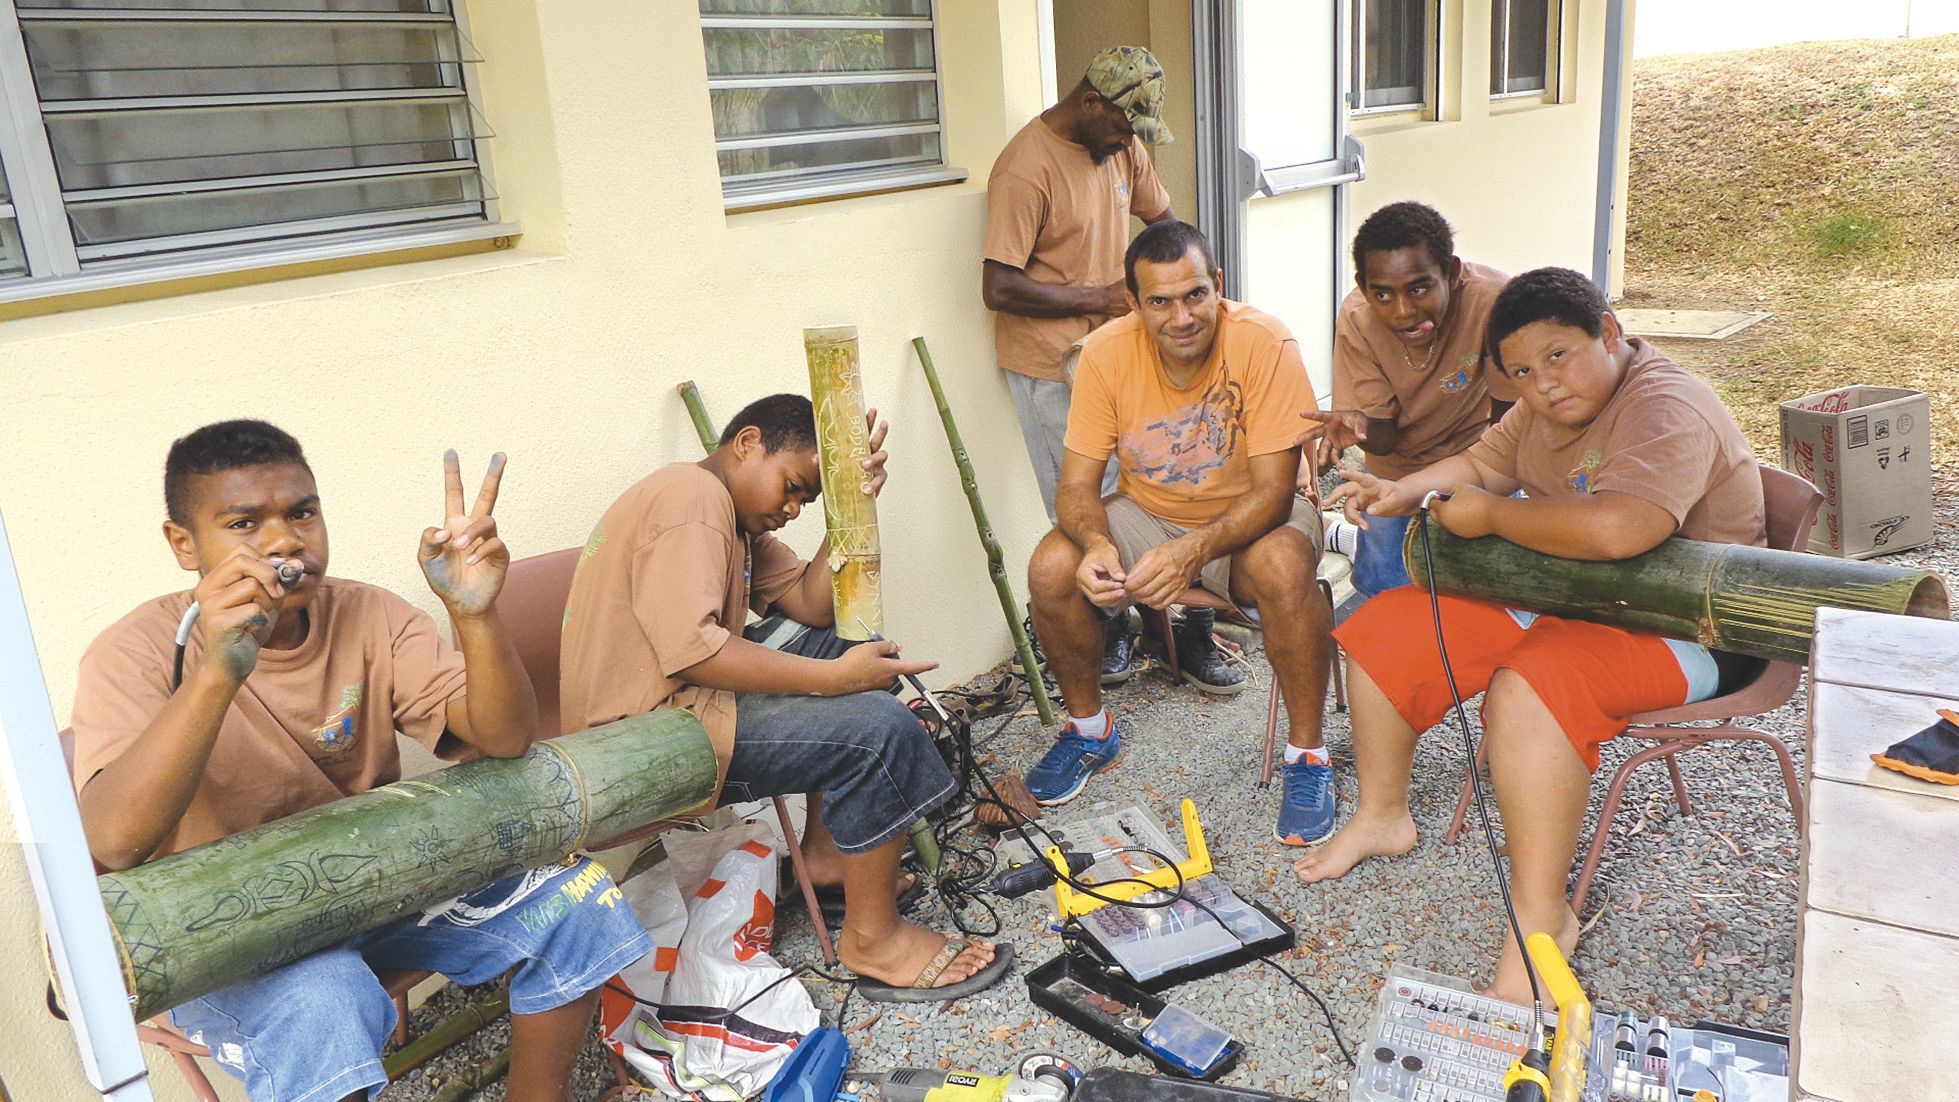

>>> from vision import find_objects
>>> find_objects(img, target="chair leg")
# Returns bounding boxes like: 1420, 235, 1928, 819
393, 991, 411, 1047
1442, 737, 1489, 846
1317, 579, 1346, 713
1572, 742, 1680, 911
1709, 728, 1807, 829
773, 796, 838, 967
1259, 679, 1283, 787
170, 1050, 224, 1102
1150, 607, 1181, 684
1664, 756, 1695, 818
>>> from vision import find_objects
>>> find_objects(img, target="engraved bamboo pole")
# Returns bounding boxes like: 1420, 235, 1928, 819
1402, 517, 1950, 664
913, 336, 1057, 726
804, 326, 883, 640
100, 710, 715, 1020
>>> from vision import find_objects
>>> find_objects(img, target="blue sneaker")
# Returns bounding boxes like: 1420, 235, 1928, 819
1024, 719, 1124, 805
1275, 758, 1336, 845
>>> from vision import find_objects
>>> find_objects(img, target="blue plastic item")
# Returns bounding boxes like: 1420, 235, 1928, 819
763, 1027, 851, 1102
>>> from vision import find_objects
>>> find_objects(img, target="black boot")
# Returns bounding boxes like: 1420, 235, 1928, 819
1174, 608, 1245, 695
1101, 613, 1138, 685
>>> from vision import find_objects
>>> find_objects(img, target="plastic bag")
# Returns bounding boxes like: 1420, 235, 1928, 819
598, 820, 819, 1101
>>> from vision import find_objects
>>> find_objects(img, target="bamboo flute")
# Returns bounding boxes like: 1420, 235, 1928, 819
1403, 517, 1949, 664
803, 326, 883, 640
912, 337, 1057, 726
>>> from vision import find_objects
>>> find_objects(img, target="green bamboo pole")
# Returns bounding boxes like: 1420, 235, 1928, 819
1402, 517, 1950, 664
382, 988, 510, 1079
912, 337, 1056, 726
101, 710, 715, 1020
430, 1045, 511, 1102
674, 380, 940, 875
677, 380, 719, 454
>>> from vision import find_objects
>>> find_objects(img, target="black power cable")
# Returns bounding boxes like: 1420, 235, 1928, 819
1414, 493, 1546, 1039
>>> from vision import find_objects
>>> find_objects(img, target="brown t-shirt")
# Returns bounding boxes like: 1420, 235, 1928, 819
558, 463, 811, 803
1333, 260, 1518, 480
70, 579, 469, 859
984, 118, 1171, 382
1466, 338, 1766, 546
1065, 299, 1317, 529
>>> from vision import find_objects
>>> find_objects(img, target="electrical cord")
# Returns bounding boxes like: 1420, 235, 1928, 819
1414, 491, 1545, 1040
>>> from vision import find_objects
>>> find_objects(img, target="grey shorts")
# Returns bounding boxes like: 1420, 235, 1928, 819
717, 616, 956, 854
1103, 492, 1324, 610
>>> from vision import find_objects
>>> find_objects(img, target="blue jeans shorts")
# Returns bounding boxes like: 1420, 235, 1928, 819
716, 616, 957, 854
1352, 510, 1414, 599
168, 856, 652, 1102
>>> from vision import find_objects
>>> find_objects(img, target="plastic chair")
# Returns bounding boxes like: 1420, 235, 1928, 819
501, 548, 837, 965
1441, 465, 1823, 911
56, 728, 427, 1101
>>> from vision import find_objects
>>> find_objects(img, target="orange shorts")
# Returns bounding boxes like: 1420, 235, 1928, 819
1333, 588, 1695, 772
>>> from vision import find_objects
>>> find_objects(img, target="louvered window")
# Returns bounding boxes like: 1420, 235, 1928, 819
0, 0, 500, 297
700, 0, 964, 211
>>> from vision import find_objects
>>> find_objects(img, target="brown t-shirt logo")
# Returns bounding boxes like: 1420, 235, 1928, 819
1567, 450, 1604, 494
311, 681, 364, 755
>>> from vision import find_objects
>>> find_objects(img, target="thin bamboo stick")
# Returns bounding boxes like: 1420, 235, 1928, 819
1403, 518, 1950, 664
676, 381, 719, 454
429, 1045, 511, 1102
382, 988, 510, 1079
912, 337, 1056, 726
804, 326, 883, 640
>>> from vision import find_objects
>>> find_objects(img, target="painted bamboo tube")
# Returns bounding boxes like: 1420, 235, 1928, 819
100, 709, 715, 1020
677, 380, 719, 454
1401, 516, 1949, 664
804, 325, 883, 640
913, 336, 1057, 726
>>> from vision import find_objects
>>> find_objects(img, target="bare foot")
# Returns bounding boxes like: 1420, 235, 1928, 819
1293, 812, 1416, 883
840, 920, 995, 988
1482, 906, 1581, 1005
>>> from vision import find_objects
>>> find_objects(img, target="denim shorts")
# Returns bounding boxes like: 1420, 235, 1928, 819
1352, 511, 1414, 598
168, 856, 652, 1102
716, 616, 957, 854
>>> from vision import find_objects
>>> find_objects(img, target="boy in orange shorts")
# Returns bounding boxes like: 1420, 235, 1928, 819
1294, 268, 1766, 1001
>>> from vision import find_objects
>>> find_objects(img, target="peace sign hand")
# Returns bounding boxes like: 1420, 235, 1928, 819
420, 450, 509, 618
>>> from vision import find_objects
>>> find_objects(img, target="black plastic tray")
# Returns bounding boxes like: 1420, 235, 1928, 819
1024, 952, 1242, 1081
1070, 894, 1296, 993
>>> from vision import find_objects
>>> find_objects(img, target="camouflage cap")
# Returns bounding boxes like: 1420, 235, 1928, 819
1085, 45, 1173, 145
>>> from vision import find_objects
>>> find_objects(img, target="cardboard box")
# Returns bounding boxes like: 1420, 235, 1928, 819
1779, 386, 1932, 558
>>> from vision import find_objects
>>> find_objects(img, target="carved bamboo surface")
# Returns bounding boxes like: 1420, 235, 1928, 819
1402, 516, 1949, 664
804, 325, 882, 640
101, 709, 715, 1019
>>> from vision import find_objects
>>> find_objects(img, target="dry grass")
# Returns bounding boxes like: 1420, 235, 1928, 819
1622, 35, 1959, 481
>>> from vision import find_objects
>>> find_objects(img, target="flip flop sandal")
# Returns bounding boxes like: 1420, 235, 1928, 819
854, 941, 1015, 1004
812, 873, 926, 926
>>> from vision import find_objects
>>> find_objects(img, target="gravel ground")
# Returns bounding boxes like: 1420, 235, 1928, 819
379, 490, 1958, 1102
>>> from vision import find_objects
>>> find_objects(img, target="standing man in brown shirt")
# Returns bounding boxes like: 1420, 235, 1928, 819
1298, 202, 1516, 599
985, 44, 1178, 683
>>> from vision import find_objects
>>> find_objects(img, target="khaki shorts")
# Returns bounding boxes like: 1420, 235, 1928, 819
1103, 491, 1324, 610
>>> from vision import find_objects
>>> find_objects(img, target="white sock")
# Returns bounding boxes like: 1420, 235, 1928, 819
1327, 520, 1361, 558
1284, 744, 1329, 766
1069, 709, 1111, 739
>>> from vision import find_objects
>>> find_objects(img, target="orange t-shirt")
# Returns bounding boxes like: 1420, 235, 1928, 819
69, 579, 469, 859
984, 119, 1171, 382
1064, 299, 1317, 529
558, 463, 812, 802
1332, 260, 1518, 480
1466, 339, 1766, 547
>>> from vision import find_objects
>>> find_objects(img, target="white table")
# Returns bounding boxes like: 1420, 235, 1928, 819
1794, 608, 1959, 1102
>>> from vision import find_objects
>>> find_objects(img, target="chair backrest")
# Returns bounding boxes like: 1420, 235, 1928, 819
1760, 464, 1824, 554
497, 547, 583, 741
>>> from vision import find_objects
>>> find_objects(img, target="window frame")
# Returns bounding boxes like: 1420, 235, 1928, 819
1350, 0, 1437, 118
700, 1, 966, 213
1489, 0, 1560, 102
0, 0, 514, 306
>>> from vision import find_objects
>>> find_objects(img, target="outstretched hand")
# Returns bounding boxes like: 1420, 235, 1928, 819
1295, 408, 1369, 471
420, 450, 509, 618
831, 638, 938, 696
1323, 469, 1419, 529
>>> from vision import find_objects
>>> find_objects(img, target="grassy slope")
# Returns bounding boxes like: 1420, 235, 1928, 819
1622, 35, 1959, 481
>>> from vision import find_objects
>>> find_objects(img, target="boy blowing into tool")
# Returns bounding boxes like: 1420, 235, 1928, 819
71, 420, 649, 1102
1295, 269, 1766, 1001
559, 395, 1009, 1002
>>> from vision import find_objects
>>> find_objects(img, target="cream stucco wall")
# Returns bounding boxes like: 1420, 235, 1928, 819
0, 3, 1051, 1097
1049, 0, 1200, 223
1350, 0, 1628, 291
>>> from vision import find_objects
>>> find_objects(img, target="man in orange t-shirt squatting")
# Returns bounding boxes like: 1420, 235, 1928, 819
1021, 219, 1338, 851
68, 421, 651, 1102
1299, 269, 1766, 1003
